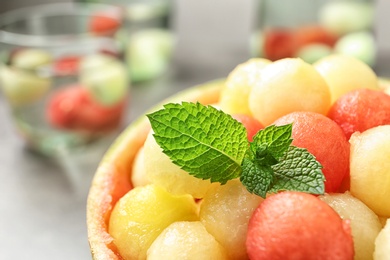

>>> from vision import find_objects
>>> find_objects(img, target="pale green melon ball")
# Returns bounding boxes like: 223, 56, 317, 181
12, 48, 52, 69
147, 221, 228, 260
0, 66, 51, 106
374, 219, 390, 260
80, 53, 129, 106
334, 31, 376, 67
296, 43, 333, 64
319, 1, 374, 36
126, 29, 174, 82
250, 30, 264, 58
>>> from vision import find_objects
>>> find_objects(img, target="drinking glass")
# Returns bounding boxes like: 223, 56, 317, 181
252, 0, 376, 66
0, 2, 130, 157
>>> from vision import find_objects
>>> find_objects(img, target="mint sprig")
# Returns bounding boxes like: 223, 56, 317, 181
147, 102, 325, 198
146, 102, 248, 184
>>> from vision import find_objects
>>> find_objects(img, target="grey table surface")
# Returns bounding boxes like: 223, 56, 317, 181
1, 1, 390, 259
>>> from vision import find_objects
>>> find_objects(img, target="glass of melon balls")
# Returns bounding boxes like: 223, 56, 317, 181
116, 0, 175, 82
252, 0, 376, 67
0, 3, 130, 156
87, 54, 390, 260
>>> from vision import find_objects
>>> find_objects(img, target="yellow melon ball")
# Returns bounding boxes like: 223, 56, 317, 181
319, 192, 382, 260
219, 58, 271, 116
200, 179, 263, 259
350, 125, 390, 217
313, 54, 379, 104
0, 66, 51, 106
249, 58, 331, 125
143, 130, 219, 198
147, 221, 228, 260
109, 184, 199, 260
131, 146, 151, 187
374, 219, 390, 260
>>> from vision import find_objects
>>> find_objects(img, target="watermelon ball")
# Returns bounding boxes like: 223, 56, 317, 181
46, 85, 126, 132
273, 111, 350, 193
231, 114, 264, 142
334, 31, 376, 67
79, 54, 129, 106
293, 25, 338, 52
327, 88, 390, 140
262, 29, 295, 61
89, 11, 121, 36
53, 55, 81, 76
246, 191, 354, 260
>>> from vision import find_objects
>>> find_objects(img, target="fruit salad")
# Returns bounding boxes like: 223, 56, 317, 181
87, 54, 390, 260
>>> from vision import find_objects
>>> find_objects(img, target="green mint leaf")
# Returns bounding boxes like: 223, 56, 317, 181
252, 123, 293, 160
241, 124, 324, 198
241, 123, 294, 197
146, 102, 248, 184
240, 156, 274, 198
269, 146, 325, 195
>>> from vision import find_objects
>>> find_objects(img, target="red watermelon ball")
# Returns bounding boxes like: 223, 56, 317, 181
46, 85, 126, 132
246, 191, 354, 260
231, 114, 264, 142
327, 88, 390, 139
273, 111, 350, 193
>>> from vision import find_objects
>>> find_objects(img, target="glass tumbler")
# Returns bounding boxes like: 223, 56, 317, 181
252, 0, 376, 67
81, 0, 174, 82
0, 2, 130, 156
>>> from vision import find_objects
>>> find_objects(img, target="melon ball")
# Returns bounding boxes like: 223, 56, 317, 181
327, 88, 390, 140
374, 219, 390, 260
273, 111, 350, 193
12, 48, 52, 69
143, 130, 219, 198
319, 1, 374, 36
246, 191, 354, 259
109, 184, 198, 260
126, 29, 174, 82
349, 125, 390, 217
249, 58, 331, 126
200, 179, 263, 259
147, 221, 227, 260
131, 146, 150, 187
319, 192, 382, 260
0, 66, 51, 106
296, 43, 333, 64
334, 31, 376, 67
80, 53, 129, 106
219, 58, 271, 116
314, 54, 379, 104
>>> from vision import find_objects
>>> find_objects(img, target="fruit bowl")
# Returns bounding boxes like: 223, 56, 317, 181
87, 55, 390, 259
87, 79, 224, 259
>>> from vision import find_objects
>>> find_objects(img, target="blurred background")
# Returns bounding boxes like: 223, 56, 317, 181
0, 0, 389, 259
